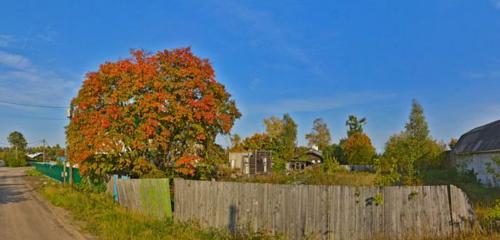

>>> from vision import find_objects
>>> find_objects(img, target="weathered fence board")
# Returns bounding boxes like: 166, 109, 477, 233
110, 178, 172, 219
174, 179, 474, 240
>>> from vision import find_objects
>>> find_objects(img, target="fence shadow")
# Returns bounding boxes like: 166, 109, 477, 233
228, 204, 238, 234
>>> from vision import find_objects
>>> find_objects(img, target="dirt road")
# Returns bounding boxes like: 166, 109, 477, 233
0, 167, 89, 240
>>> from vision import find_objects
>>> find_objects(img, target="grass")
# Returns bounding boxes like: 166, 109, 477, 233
33, 167, 498, 240
38, 181, 281, 240
421, 168, 500, 206
226, 167, 377, 186
421, 168, 500, 235
25, 168, 43, 177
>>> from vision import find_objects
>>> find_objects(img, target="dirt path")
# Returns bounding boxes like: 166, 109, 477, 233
0, 167, 90, 240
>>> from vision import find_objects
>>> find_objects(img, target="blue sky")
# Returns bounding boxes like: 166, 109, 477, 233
1, 0, 500, 151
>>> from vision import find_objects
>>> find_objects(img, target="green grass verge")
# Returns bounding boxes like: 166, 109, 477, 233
38, 182, 280, 240
25, 168, 43, 177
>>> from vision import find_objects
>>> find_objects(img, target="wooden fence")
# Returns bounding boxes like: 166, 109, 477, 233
174, 179, 475, 240
107, 178, 172, 219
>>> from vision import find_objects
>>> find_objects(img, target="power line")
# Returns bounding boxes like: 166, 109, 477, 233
0, 115, 66, 121
0, 100, 66, 109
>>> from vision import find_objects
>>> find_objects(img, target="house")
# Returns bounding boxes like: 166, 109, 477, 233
452, 119, 500, 187
229, 150, 272, 175
286, 148, 323, 171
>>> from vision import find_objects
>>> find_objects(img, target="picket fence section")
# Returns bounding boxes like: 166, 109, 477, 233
174, 179, 474, 240
107, 178, 172, 219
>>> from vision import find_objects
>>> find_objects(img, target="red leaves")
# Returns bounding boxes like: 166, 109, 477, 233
175, 155, 200, 176
67, 47, 241, 178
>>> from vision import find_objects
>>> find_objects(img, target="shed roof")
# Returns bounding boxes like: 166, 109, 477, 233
453, 119, 500, 154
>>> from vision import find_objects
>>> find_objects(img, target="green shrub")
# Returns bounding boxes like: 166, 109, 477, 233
4, 149, 27, 167
479, 200, 500, 232
421, 168, 500, 205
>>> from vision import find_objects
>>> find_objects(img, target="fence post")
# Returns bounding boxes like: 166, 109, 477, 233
113, 174, 119, 202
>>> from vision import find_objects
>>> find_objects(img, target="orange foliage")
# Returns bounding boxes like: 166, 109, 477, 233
67, 48, 240, 178
341, 132, 376, 165
175, 155, 200, 176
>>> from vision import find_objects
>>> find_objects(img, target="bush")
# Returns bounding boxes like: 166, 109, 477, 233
421, 168, 500, 205
4, 149, 27, 167
376, 133, 445, 185
477, 200, 500, 232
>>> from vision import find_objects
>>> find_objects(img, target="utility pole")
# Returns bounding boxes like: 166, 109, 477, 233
67, 105, 73, 186
42, 139, 46, 162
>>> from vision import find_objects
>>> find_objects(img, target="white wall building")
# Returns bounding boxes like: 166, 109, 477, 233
453, 120, 500, 187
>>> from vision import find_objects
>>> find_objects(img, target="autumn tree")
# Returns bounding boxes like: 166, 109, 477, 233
241, 133, 273, 151
305, 118, 332, 151
263, 116, 284, 139
341, 115, 375, 165
341, 132, 376, 165
67, 48, 240, 179
229, 134, 244, 152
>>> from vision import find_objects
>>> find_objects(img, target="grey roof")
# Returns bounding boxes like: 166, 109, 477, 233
453, 119, 500, 154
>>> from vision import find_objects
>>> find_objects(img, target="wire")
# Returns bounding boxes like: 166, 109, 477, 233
0, 100, 66, 109
0, 115, 66, 121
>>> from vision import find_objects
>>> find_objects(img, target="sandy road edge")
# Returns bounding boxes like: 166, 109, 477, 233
23, 171, 95, 240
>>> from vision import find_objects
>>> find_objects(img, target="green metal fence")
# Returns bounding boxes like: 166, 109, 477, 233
32, 162, 82, 183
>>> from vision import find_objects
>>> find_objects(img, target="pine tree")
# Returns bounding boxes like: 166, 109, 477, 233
280, 113, 297, 164
405, 99, 429, 141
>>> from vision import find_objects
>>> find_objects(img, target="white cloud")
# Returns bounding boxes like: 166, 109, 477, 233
0, 50, 32, 70
0, 50, 77, 108
246, 92, 397, 114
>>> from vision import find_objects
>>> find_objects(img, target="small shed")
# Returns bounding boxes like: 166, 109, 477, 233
229, 150, 272, 175
453, 119, 500, 187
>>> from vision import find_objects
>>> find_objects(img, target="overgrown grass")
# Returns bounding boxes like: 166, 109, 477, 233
226, 167, 376, 186
25, 167, 43, 177
38, 182, 280, 240
421, 168, 500, 206
422, 168, 500, 234
35, 168, 498, 240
